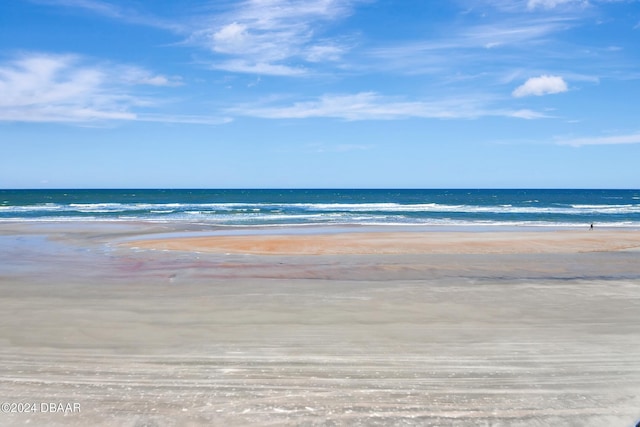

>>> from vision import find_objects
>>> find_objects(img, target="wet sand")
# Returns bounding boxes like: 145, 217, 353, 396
1, 222, 640, 426
126, 228, 640, 255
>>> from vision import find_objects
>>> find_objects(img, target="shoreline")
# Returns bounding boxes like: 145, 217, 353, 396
3, 219, 639, 233
4, 219, 638, 256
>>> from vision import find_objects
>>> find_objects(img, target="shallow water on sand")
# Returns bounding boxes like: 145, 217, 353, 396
1, 222, 640, 426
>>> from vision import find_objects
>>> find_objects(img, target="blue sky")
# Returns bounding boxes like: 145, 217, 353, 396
1, 0, 639, 188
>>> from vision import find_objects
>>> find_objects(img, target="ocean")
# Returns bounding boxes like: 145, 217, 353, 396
1, 188, 639, 228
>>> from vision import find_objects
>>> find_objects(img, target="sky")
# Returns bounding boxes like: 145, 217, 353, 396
1, 0, 639, 189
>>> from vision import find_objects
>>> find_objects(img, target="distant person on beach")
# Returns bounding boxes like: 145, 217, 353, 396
590, 223, 594, 230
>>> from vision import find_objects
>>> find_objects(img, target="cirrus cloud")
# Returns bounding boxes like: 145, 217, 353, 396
557, 132, 640, 147
527, 0, 587, 10
0, 53, 135, 122
0, 52, 224, 124
228, 91, 548, 121
192, 0, 360, 76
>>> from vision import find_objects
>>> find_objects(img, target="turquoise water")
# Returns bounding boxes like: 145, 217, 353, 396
1, 189, 639, 227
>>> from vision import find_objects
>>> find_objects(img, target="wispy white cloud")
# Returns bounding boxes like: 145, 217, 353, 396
473, 0, 589, 12
134, 114, 232, 125
305, 43, 347, 62
22, 0, 635, 128
191, 0, 360, 75
526, 0, 587, 10
508, 109, 552, 119
370, 20, 562, 56
29, 0, 183, 31
557, 132, 640, 146
31, 0, 122, 17
512, 75, 568, 97
0, 53, 218, 124
228, 91, 546, 121
33, 0, 357, 77
463, 18, 575, 47
484, 0, 637, 13
230, 92, 460, 120
307, 142, 373, 153
365, 0, 633, 90
208, 60, 307, 77
365, 15, 575, 79
0, 53, 132, 122
117, 66, 183, 87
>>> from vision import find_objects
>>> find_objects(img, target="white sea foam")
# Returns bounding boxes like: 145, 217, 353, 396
2, 200, 640, 229
2, 201, 640, 215
2, 215, 639, 229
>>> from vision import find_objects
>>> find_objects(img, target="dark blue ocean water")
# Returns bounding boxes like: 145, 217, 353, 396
1, 189, 639, 227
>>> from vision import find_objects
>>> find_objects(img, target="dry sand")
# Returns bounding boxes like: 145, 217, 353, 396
1, 223, 640, 426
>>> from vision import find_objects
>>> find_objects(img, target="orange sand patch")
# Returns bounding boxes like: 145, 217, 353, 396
125, 230, 640, 255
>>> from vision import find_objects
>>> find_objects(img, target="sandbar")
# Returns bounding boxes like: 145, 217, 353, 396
126, 228, 640, 255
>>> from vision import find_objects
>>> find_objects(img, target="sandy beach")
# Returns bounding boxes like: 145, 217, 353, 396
125, 228, 640, 255
1, 222, 640, 426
